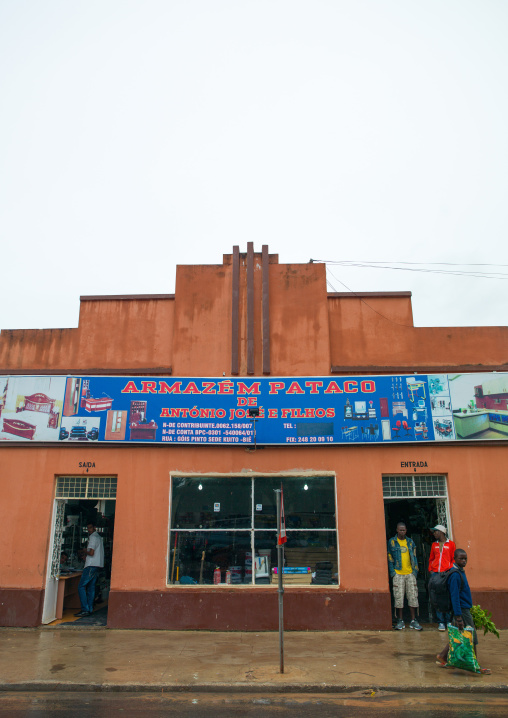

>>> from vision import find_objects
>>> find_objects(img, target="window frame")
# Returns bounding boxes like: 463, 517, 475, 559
167, 472, 339, 588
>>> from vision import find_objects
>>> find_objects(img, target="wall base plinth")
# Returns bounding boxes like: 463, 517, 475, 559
107, 589, 392, 630
0, 589, 43, 627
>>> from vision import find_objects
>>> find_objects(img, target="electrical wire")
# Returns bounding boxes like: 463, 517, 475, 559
321, 260, 508, 267
316, 257, 508, 327
326, 268, 414, 328
311, 259, 508, 280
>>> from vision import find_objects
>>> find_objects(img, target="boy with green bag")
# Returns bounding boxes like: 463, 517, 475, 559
436, 549, 491, 674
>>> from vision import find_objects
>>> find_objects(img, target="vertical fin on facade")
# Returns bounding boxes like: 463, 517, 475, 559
262, 244, 271, 375
231, 246, 240, 375
247, 242, 255, 375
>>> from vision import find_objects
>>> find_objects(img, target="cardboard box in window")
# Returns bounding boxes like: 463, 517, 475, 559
271, 567, 312, 584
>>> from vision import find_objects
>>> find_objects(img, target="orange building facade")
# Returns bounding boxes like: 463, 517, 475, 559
1, 244, 507, 630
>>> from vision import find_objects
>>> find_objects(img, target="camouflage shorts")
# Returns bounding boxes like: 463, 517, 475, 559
392, 573, 419, 608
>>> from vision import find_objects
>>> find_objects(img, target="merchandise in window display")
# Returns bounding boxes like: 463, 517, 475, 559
169, 476, 337, 586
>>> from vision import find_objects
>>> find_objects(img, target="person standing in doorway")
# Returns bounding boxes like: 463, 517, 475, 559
428, 524, 456, 631
387, 522, 423, 631
75, 522, 104, 617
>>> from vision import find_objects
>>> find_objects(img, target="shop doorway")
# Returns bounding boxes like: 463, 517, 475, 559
42, 476, 117, 626
382, 474, 451, 624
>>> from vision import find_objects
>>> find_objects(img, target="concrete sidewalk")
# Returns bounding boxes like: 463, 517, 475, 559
0, 627, 506, 693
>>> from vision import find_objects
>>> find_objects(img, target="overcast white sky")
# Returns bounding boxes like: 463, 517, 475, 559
1, 0, 507, 331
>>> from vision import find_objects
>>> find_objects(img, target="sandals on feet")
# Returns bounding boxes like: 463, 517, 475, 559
434, 653, 491, 674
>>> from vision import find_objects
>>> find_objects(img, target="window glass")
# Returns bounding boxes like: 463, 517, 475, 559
254, 477, 336, 529
169, 530, 251, 585
254, 530, 338, 585
169, 476, 338, 586
253, 531, 276, 584
171, 476, 251, 529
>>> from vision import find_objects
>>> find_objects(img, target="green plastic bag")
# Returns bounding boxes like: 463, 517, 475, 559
446, 623, 481, 673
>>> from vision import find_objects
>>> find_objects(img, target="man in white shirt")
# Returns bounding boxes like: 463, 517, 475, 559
75, 522, 104, 617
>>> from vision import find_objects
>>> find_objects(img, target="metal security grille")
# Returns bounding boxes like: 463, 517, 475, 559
382, 475, 447, 498
50, 500, 66, 579
56, 476, 117, 499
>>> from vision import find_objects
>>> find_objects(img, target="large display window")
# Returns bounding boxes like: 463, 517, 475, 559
169, 475, 337, 586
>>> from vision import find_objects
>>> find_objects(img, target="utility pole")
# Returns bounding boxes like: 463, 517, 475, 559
275, 488, 284, 673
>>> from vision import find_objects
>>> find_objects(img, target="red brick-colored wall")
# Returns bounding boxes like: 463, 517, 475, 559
1, 249, 508, 629
1, 255, 507, 376
1, 441, 507, 628
0, 297, 174, 374
327, 295, 508, 372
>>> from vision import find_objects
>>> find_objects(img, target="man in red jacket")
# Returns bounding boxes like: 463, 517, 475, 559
428, 524, 456, 630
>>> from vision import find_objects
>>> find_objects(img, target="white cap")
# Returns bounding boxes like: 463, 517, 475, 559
431, 524, 447, 534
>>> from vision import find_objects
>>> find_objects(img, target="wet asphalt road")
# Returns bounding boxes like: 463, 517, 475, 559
0, 692, 508, 717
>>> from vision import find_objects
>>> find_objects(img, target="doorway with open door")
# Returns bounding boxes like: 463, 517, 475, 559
42, 476, 117, 627
383, 474, 452, 626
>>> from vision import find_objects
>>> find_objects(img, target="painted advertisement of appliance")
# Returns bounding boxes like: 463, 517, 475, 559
42, 373, 440, 445
1, 372, 507, 445
52, 373, 437, 446
428, 374, 456, 441
0, 376, 66, 442
448, 373, 508, 441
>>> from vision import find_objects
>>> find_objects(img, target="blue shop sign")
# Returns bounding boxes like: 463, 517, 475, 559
1, 372, 507, 445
